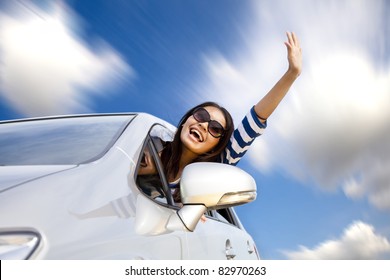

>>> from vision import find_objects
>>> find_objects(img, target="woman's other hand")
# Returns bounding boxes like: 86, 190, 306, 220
284, 31, 302, 77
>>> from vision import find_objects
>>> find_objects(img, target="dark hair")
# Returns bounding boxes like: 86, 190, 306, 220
161, 101, 234, 182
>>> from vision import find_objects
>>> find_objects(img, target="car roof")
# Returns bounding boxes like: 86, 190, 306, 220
0, 112, 177, 136
0, 112, 138, 124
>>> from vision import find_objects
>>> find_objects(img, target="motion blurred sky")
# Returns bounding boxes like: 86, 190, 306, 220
0, 0, 389, 259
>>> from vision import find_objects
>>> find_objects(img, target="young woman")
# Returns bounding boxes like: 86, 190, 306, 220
139, 32, 302, 201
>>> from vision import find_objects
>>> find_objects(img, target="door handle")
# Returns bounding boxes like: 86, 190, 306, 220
247, 240, 254, 254
225, 239, 236, 260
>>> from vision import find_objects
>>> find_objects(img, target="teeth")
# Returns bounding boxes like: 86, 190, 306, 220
190, 128, 203, 142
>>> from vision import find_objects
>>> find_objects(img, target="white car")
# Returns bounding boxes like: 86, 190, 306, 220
0, 113, 259, 260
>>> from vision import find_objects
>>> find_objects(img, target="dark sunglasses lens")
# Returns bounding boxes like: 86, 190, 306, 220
209, 121, 224, 137
193, 108, 210, 122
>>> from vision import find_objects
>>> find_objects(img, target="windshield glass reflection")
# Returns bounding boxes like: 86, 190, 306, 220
0, 115, 135, 165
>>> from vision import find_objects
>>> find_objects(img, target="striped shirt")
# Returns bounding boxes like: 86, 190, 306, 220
221, 106, 266, 165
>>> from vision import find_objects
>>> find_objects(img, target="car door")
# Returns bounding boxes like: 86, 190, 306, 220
180, 208, 259, 260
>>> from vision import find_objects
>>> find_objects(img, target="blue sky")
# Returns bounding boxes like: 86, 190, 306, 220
1, 0, 389, 259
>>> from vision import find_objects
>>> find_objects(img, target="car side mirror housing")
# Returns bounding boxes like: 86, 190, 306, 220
172, 162, 257, 232
180, 162, 257, 209
136, 162, 257, 235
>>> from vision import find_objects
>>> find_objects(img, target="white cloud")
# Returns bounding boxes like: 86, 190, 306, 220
196, 0, 390, 210
0, 1, 134, 117
283, 221, 390, 259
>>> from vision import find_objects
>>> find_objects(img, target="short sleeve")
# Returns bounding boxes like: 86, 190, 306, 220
221, 106, 267, 165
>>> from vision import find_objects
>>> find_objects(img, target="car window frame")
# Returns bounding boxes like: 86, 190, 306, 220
135, 124, 177, 208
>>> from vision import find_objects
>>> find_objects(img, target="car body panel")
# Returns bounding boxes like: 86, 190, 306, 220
0, 165, 76, 192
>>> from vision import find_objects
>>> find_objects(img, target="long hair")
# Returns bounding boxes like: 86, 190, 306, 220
161, 102, 234, 182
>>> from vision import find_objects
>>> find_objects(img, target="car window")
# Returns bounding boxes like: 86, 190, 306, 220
208, 208, 241, 228
0, 115, 135, 165
136, 125, 175, 206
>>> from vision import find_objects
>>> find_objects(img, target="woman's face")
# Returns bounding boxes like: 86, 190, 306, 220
180, 106, 227, 156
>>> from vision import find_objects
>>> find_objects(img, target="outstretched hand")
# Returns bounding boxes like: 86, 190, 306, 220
254, 31, 302, 121
284, 31, 302, 77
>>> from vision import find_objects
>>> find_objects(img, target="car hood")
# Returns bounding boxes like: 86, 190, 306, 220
0, 165, 77, 192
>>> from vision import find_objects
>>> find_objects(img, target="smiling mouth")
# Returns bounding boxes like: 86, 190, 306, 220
190, 128, 204, 142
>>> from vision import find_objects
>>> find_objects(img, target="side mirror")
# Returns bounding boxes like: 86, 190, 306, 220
181, 162, 257, 209
172, 162, 257, 232
136, 162, 257, 235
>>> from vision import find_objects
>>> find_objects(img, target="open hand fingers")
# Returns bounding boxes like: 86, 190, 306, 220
286, 31, 300, 48
291, 32, 300, 47
284, 31, 302, 76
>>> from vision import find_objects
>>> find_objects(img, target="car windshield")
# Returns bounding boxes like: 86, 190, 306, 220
0, 115, 135, 165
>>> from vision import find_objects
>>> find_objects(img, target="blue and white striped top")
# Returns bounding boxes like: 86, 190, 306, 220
221, 106, 266, 166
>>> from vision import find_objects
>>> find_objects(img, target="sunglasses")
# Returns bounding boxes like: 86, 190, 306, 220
192, 107, 225, 138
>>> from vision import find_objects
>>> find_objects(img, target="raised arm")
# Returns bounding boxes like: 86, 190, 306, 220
254, 32, 302, 122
